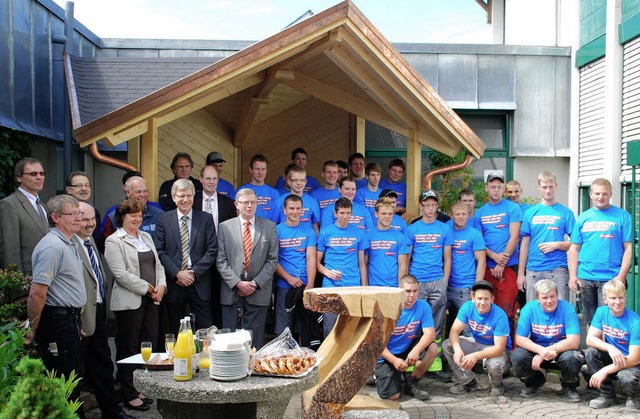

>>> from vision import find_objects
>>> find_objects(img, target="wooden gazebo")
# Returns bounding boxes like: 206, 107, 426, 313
66, 0, 484, 217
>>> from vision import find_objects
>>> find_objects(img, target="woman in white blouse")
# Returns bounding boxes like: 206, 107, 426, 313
105, 199, 166, 411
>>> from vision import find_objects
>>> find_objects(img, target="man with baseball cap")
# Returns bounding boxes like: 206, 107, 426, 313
206, 151, 236, 198
379, 189, 407, 231
473, 171, 522, 335
442, 280, 512, 396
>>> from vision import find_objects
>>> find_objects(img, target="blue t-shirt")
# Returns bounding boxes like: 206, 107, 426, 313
380, 300, 434, 361
273, 193, 321, 226
520, 202, 532, 213
473, 199, 522, 267
217, 178, 236, 199
450, 226, 486, 288
354, 187, 381, 219
447, 217, 482, 232
276, 185, 290, 196
457, 300, 513, 350
521, 203, 575, 272
590, 305, 640, 356
379, 179, 407, 209
275, 222, 318, 289
406, 219, 453, 282
390, 214, 408, 232
317, 223, 369, 287
321, 201, 374, 231
516, 300, 580, 347
237, 183, 280, 223
355, 178, 368, 189
274, 175, 320, 194
366, 227, 410, 287
311, 187, 340, 211
571, 206, 633, 281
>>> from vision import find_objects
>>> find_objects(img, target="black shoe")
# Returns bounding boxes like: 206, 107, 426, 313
116, 411, 137, 419
124, 400, 150, 412
427, 370, 452, 383
140, 397, 153, 405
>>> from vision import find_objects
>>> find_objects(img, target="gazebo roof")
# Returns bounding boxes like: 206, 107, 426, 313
65, 0, 485, 158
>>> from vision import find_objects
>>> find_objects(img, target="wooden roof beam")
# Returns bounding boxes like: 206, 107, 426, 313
104, 121, 149, 147
234, 70, 283, 147
281, 71, 410, 136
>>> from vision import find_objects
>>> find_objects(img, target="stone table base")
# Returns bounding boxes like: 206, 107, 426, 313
135, 369, 318, 419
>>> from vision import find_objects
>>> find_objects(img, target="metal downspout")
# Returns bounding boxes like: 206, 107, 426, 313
422, 152, 475, 191
89, 143, 137, 172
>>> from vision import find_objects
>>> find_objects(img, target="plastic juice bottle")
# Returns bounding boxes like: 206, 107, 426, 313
184, 317, 198, 374
173, 319, 192, 381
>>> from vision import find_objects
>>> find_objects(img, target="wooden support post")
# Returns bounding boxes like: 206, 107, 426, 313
355, 116, 366, 154
405, 123, 421, 220
140, 118, 159, 201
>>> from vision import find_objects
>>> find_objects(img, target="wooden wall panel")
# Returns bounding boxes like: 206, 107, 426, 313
158, 109, 236, 188
241, 98, 352, 186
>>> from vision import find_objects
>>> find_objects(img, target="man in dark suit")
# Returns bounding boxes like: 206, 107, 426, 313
0, 157, 50, 274
158, 152, 203, 211
217, 188, 278, 348
195, 164, 237, 327
76, 202, 134, 419
155, 179, 217, 333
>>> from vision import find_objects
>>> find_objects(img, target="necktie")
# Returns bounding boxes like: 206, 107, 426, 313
243, 221, 252, 272
35, 197, 48, 228
205, 197, 213, 214
180, 215, 190, 270
84, 239, 105, 302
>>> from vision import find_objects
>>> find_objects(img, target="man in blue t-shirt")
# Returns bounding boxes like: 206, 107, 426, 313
518, 171, 575, 303
512, 280, 583, 402
273, 167, 321, 234
569, 178, 632, 326
375, 275, 437, 401
447, 202, 486, 314
205, 151, 236, 199
236, 154, 280, 223
379, 158, 407, 214
317, 198, 369, 337
473, 171, 522, 329
367, 197, 410, 287
274, 195, 317, 343
273, 148, 320, 193
354, 162, 382, 219
320, 177, 374, 230
348, 153, 368, 189
505, 179, 532, 213
311, 160, 340, 218
584, 279, 640, 409
405, 189, 453, 367
442, 280, 511, 396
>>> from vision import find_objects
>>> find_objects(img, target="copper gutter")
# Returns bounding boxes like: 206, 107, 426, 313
89, 143, 137, 172
422, 152, 475, 190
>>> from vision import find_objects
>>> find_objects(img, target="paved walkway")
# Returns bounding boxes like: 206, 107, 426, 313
85, 372, 638, 418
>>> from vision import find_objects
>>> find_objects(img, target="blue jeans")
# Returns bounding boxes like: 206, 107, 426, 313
580, 279, 606, 324
511, 346, 584, 389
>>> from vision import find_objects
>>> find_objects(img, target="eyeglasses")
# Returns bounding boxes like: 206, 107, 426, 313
174, 194, 194, 199
237, 200, 257, 206
70, 183, 91, 189
22, 171, 46, 177
61, 211, 84, 218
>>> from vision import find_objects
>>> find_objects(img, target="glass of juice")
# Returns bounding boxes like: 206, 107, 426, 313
141, 341, 152, 373
165, 334, 176, 358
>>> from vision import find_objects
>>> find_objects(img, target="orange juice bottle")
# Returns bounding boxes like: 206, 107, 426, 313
173, 319, 192, 381
184, 317, 198, 374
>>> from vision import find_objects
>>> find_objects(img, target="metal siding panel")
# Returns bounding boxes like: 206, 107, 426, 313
622, 37, 640, 180
12, 0, 33, 127
50, 16, 64, 136
437, 54, 478, 108
0, 0, 12, 119
477, 55, 516, 110
33, 6, 50, 131
402, 53, 439, 90
578, 57, 606, 182
553, 56, 571, 154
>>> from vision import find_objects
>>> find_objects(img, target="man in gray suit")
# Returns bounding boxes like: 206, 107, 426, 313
217, 188, 278, 348
155, 179, 217, 333
76, 202, 133, 419
0, 157, 50, 274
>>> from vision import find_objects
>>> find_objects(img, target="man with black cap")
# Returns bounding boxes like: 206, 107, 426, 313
205, 151, 236, 198
378, 189, 408, 231
442, 280, 512, 396
473, 171, 522, 333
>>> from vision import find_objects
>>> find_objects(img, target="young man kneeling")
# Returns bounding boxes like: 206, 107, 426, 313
375, 275, 437, 401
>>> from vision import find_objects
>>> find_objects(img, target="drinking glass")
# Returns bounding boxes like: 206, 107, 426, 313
165, 334, 176, 358
141, 341, 152, 373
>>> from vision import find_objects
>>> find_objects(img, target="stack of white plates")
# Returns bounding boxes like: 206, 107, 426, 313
208, 331, 251, 381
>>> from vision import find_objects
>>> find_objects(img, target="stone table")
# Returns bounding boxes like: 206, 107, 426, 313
135, 368, 318, 419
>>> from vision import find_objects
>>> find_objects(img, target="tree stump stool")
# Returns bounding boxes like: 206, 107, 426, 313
302, 286, 404, 418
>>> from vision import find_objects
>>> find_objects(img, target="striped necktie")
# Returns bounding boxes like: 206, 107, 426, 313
84, 239, 105, 302
243, 221, 252, 272
35, 197, 48, 229
180, 215, 190, 270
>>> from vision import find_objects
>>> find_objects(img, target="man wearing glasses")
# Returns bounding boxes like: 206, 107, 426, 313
0, 157, 50, 274
66, 171, 103, 247
25, 194, 87, 408
217, 188, 278, 348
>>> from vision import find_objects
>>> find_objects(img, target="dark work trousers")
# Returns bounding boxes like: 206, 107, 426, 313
80, 303, 123, 418
114, 296, 158, 402
166, 284, 212, 335
36, 305, 86, 419
511, 346, 584, 389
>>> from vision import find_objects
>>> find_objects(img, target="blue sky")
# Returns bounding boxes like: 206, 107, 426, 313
53, 0, 491, 43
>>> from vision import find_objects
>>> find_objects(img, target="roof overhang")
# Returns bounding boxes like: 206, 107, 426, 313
66, 0, 485, 159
